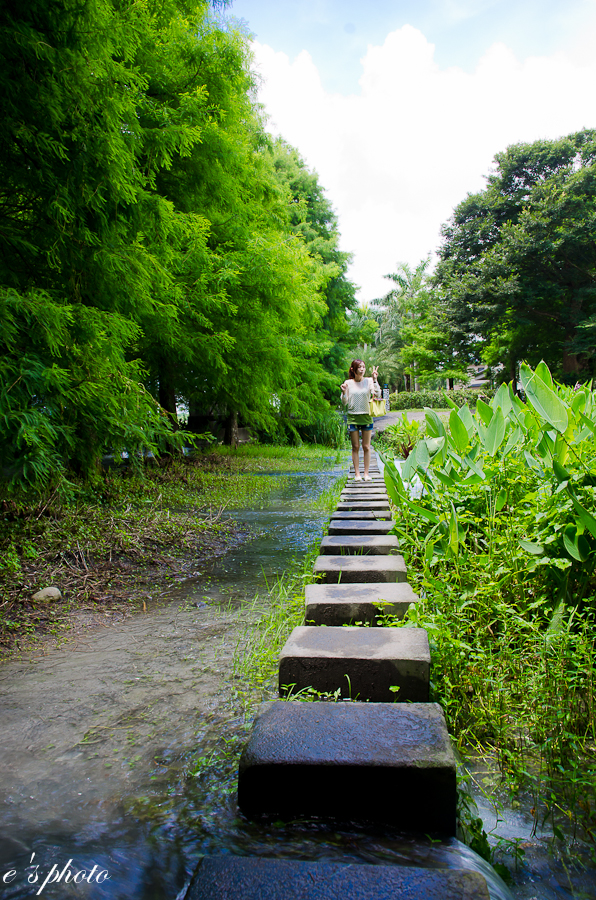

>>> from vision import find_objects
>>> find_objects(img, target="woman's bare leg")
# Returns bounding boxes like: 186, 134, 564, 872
362, 428, 372, 477
350, 429, 361, 477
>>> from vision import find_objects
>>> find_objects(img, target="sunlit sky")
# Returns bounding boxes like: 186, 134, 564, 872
226, 0, 596, 304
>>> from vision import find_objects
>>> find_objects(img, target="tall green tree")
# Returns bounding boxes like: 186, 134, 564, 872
373, 260, 466, 391
436, 129, 596, 384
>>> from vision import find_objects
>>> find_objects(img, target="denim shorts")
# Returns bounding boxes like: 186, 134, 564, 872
348, 423, 373, 432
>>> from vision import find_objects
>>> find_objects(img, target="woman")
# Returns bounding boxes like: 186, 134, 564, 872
341, 359, 381, 481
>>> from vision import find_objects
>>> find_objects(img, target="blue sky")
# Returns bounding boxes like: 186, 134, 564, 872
226, 0, 596, 302
229, 0, 590, 92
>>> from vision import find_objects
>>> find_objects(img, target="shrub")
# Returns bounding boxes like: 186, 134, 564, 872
388, 388, 495, 410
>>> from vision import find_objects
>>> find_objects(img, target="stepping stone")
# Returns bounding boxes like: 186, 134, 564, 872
320, 534, 399, 555
186, 857, 490, 900
238, 701, 457, 833
313, 554, 406, 583
336, 500, 391, 511
341, 496, 388, 504
328, 519, 394, 535
331, 510, 390, 520
305, 581, 417, 625
341, 488, 387, 497
279, 625, 430, 702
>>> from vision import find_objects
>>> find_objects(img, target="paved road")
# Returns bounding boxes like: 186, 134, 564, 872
372, 409, 426, 432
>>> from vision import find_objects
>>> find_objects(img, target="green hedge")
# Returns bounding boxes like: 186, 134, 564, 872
388, 388, 495, 410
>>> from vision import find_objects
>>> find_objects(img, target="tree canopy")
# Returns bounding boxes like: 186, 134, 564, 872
435, 129, 596, 385
0, 0, 357, 491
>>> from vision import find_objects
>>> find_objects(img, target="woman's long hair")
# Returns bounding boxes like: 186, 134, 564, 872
348, 359, 365, 380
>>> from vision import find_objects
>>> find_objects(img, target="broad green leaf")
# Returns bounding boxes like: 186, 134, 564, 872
462, 473, 484, 485
385, 474, 402, 507
553, 460, 570, 483
425, 408, 446, 439
426, 436, 446, 458
502, 425, 523, 457
476, 398, 493, 426
449, 408, 469, 454
457, 403, 475, 436
535, 431, 554, 462
495, 488, 507, 512
483, 406, 506, 456
406, 501, 439, 523
463, 454, 485, 479
400, 450, 416, 483
553, 433, 569, 464
563, 526, 590, 562
570, 391, 587, 415
535, 360, 553, 388
492, 383, 512, 416
567, 488, 596, 539
442, 392, 459, 411
434, 468, 456, 487
520, 363, 568, 433
416, 440, 430, 472
519, 539, 545, 555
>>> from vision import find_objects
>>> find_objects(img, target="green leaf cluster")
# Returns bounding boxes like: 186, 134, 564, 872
436, 129, 596, 384
0, 0, 356, 491
379, 363, 596, 826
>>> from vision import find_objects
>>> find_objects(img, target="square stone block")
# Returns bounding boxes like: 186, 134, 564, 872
328, 519, 394, 535
313, 554, 407, 583
186, 857, 490, 900
238, 701, 457, 833
330, 510, 389, 520
320, 534, 399, 555
341, 488, 387, 496
305, 581, 417, 625
336, 500, 391, 511
279, 625, 430, 702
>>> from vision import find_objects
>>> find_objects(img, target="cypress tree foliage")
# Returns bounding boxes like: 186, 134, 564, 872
0, 0, 198, 487
0, 0, 351, 482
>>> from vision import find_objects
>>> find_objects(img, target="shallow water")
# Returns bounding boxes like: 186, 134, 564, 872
0, 463, 591, 899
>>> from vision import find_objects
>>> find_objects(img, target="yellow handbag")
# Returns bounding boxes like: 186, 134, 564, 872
369, 398, 386, 416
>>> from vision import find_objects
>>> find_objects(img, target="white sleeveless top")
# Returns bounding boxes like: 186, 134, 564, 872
342, 377, 379, 414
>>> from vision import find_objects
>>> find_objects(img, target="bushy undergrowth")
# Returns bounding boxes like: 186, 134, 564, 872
389, 388, 495, 410
379, 364, 596, 841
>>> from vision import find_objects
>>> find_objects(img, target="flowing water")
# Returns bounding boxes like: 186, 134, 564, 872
0, 464, 592, 899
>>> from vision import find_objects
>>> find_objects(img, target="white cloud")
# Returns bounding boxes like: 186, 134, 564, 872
250, 25, 596, 303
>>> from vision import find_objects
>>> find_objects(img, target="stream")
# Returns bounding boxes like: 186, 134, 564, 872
0, 462, 594, 900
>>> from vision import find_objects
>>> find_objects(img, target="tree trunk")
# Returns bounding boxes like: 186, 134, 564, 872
224, 410, 239, 448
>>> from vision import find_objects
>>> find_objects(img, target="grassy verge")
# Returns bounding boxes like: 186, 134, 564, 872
231, 473, 346, 712
0, 445, 345, 657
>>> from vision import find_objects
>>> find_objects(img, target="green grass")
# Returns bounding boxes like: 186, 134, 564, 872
231, 541, 321, 712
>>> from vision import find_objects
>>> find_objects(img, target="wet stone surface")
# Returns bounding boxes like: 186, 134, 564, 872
187, 857, 490, 900
238, 701, 457, 833
278, 624, 430, 701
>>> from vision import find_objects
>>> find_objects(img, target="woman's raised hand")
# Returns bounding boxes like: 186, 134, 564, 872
340, 380, 349, 392
371, 366, 379, 380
